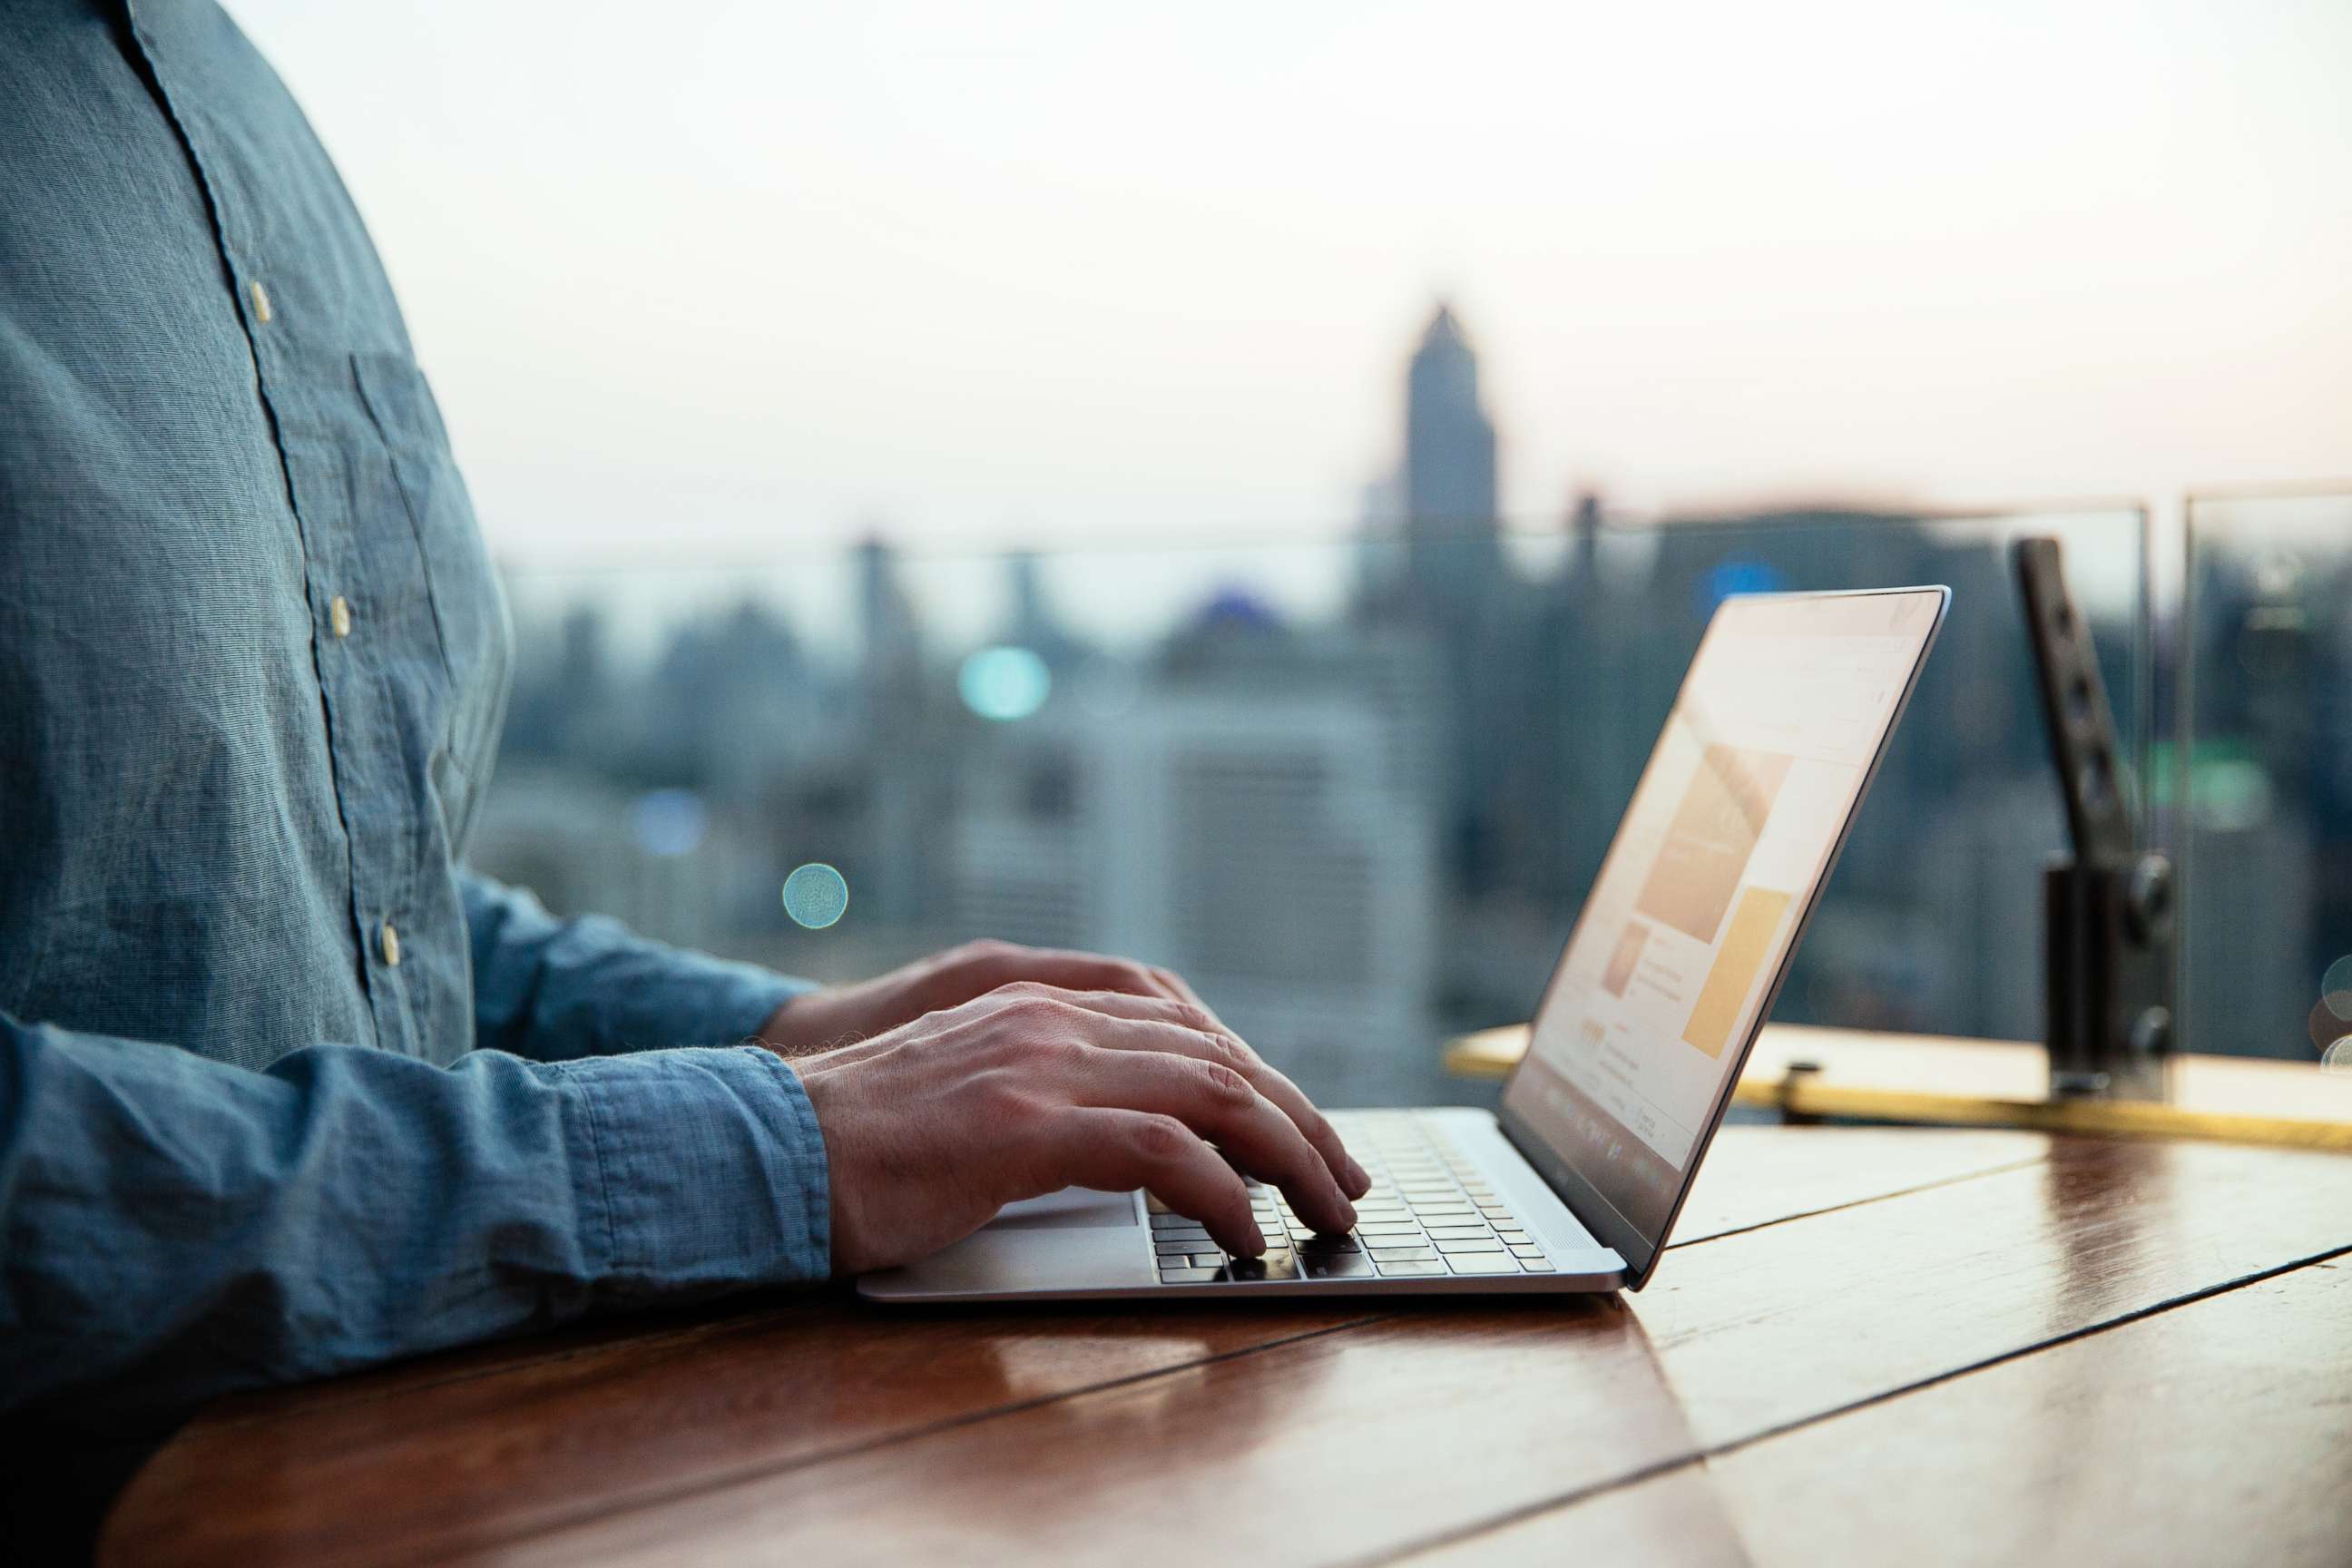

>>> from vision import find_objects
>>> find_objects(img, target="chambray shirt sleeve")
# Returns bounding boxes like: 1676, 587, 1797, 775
0, 1014, 830, 1419
461, 871, 818, 1062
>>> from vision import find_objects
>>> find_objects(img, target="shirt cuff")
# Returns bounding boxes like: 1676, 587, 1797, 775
559, 1045, 831, 1292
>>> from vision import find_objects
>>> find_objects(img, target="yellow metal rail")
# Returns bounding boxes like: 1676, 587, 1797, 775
1445, 1023, 2352, 1152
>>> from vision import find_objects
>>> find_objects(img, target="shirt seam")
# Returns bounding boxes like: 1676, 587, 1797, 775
560, 1063, 625, 1285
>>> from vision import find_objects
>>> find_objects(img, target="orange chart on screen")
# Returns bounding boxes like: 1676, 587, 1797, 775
1682, 886, 1794, 1059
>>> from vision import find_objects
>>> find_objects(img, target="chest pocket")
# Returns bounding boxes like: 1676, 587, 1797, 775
352, 349, 514, 852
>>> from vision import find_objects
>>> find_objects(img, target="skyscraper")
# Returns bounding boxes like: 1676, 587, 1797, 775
1382, 302, 1519, 894
1406, 304, 1497, 526
1402, 303, 1503, 622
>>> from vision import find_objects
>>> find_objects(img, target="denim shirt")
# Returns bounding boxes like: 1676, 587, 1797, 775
0, 0, 829, 1420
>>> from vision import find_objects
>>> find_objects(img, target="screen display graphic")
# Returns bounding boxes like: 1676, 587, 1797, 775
1503, 590, 1944, 1246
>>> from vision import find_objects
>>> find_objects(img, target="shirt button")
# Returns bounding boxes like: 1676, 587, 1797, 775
329, 595, 352, 639
250, 279, 274, 323
379, 922, 402, 967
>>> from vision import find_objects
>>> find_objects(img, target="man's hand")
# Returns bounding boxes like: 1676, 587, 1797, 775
756, 938, 1229, 1059
789, 981, 1371, 1274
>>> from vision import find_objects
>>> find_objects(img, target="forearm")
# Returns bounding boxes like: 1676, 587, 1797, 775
0, 1014, 828, 1422
461, 870, 815, 1062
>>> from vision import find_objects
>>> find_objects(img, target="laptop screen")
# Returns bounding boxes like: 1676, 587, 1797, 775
1498, 587, 1947, 1279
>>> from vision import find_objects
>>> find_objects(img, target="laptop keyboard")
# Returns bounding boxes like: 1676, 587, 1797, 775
1149, 1112, 1554, 1284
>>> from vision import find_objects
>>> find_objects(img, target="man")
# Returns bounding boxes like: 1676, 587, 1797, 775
0, 0, 1369, 1534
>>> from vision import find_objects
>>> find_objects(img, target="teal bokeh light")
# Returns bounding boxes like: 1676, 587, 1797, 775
957, 645, 1051, 721
781, 863, 849, 929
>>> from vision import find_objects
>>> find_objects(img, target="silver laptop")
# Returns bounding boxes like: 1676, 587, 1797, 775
861, 586, 1950, 1302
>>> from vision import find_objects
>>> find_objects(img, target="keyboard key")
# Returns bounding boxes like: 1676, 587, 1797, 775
1434, 1237, 1506, 1254
1446, 1253, 1522, 1275
1302, 1251, 1376, 1279
1509, 1245, 1548, 1260
1227, 1253, 1301, 1282
1150, 1213, 1201, 1230
1372, 1258, 1447, 1278
1368, 1246, 1437, 1262
1517, 1259, 1558, 1273
1298, 1233, 1361, 1252
1188, 1252, 1225, 1269
1153, 1239, 1210, 1254
1423, 1226, 1492, 1240
1493, 1230, 1530, 1244
1158, 1265, 1224, 1283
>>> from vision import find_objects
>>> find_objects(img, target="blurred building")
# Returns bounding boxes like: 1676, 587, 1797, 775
947, 593, 1443, 1104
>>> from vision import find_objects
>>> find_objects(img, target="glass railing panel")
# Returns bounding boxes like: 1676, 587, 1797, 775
2182, 490, 2352, 1061
480, 504, 2149, 1105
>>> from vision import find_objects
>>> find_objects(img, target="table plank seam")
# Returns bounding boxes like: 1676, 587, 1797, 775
1359, 1238, 2352, 1568
1671, 1152, 2050, 1250
375, 1311, 1398, 1568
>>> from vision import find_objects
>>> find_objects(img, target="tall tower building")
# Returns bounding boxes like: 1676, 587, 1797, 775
1402, 303, 1502, 621
1405, 303, 1497, 525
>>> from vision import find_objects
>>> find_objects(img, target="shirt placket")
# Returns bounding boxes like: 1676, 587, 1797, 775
124, 2, 415, 1055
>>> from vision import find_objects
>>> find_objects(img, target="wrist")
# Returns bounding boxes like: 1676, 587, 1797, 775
756, 987, 855, 1059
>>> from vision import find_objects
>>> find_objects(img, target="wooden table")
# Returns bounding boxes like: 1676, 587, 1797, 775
103, 1125, 2352, 1567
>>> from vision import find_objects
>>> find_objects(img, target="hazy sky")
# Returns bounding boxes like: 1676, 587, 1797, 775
228, 0, 2352, 564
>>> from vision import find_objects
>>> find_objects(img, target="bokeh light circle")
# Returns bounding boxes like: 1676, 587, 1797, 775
2324, 1038, 2352, 1076
2321, 954, 2352, 1022
782, 863, 849, 929
628, 788, 708, 858
958, 645, 1051, 721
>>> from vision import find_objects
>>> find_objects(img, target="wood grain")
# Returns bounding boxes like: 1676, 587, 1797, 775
1626, 1138, 2352, 1449
1394, 1466, 1752, 1567
1456, 1256, 2352, 1568
447, 1140, 2352, 1567
1670, 1126, 2041, 1242
102, 1132, 2352, 1568
100, 1298, 1373, 1568
99, 1127, 2034, 1568
1708, 1254, 2352, 1567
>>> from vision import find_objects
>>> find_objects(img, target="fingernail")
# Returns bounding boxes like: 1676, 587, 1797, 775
1247, 1226, 1268, 1255
1346, 1157, 1372, 1197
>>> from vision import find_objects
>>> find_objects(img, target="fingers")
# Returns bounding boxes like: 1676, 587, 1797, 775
1061, 1040, 1358, 1237
1043, 1110, 1265, 1256
995, 985, 1369, 1200
958, 942, 1224, 1024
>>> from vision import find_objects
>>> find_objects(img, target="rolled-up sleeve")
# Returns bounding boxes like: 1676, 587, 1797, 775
0, 1014, 830, 1420
461, 871, 817, 1062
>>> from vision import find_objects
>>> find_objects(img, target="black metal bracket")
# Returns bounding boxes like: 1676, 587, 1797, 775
2014, 537, 2175, 1099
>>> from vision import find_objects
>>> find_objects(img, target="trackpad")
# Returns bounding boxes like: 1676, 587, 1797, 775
985, 1188, 1138, 1230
